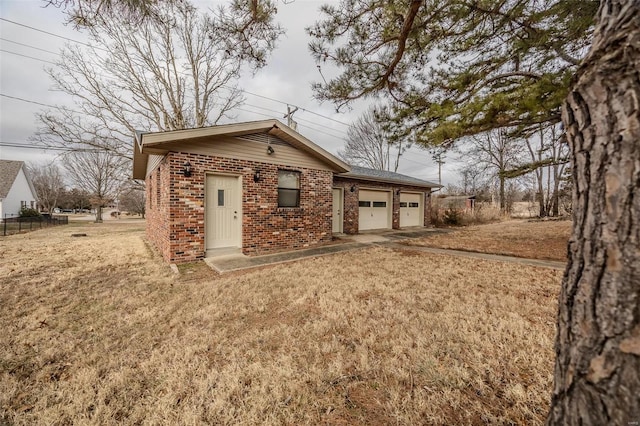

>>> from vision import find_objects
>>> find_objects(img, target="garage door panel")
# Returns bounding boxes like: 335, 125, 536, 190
400, 192, 422, 227
359, 190, 391, 230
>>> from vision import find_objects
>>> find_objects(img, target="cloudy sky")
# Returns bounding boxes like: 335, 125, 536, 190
0, 0, 458, 185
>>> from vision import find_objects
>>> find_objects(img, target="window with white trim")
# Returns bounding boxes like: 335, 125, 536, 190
278, 170, 300, 207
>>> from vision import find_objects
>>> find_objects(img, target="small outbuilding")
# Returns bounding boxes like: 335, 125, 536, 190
133, 120, 440, 264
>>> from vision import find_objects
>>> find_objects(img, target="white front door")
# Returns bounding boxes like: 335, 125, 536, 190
359, 190, 391, 230
400, 192, 422, 227
332, 188, 343, 233
206, 175, 241, 250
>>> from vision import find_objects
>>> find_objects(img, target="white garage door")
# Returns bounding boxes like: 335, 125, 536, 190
400, 192, 422, 228
359, 190, 391, 230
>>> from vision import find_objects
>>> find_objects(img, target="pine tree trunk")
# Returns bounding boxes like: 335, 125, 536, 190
547, 1, 640, 424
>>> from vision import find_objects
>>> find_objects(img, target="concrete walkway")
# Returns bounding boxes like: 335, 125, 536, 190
204, 241, 370, 273
203, 227, 566, 273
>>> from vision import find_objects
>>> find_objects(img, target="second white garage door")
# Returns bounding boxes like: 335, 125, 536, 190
400, 192, 422, 227
359, 190, 391, 230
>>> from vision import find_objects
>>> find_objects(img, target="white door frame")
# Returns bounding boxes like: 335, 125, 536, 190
332, 187, 343, 233
205, 173, 242, 252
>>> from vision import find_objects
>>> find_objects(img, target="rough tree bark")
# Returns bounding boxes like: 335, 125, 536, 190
547, 1, 640, 424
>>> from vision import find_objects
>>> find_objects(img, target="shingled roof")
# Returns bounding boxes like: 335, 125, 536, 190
339, 165, 441, 188
0, 160, 25, 199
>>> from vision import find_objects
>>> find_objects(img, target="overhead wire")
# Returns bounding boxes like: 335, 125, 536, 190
0, 37, 61, 55
1, 19, 440, 170
0, 142, 100, 152
0, 19, 351, 129
0, 17, 109, 52
0, 49, 58, 65
0, 93, 82, 114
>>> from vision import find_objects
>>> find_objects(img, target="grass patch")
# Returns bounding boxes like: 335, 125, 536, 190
1, 222, 561, 425
409, 219, 571, 262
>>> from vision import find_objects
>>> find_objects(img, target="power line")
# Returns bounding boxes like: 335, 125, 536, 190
217, 85, 351, 128
0, 49, 58, 65
0, 17, 108, 52
3, 47, 353, 132
243, 101, 350, 137
0, 38, 60, 56
1, 93, 57, 109
2, 94, 437, 169
233, 86, 350, 127
0, 93, 81, 114
296, 122, 348, 141
1, 18, 355, 129
0, 142, 99, 152
235, 107, 278, 120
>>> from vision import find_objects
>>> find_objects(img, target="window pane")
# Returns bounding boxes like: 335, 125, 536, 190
278, 171, 299, 189
409, 202, 420, 208
358, 201, 371, 207
373, 201, 386, 208
399, 202, 408, 208
278, 188, 299, 207
217, 189, 225, 206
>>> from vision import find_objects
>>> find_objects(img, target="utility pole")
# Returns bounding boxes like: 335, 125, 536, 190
283, 105, 298, 130
432, 150, 446, 186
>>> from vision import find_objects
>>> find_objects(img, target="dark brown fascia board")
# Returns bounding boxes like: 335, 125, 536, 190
336, 174, 442, 189
140, 120, 279, 147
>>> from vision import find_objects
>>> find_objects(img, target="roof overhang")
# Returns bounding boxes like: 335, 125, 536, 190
337, 172, 442, 189
133, 120, 350, 180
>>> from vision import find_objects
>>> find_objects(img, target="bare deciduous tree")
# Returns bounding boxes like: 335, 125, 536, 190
27, 162, 66, 213
457, 164, 488, 197
63, 150, 126, 222
48, 0, 283, 69
338, 107, 410, 171
33, 1, 273, 160
119, 185, 145, 218
523, 125, 569, 217
460, 130, 523, 212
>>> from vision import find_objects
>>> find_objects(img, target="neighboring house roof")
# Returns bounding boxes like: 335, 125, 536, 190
338, 165, 441, 189
0, 160, 31, 199
133, 120, 351, 179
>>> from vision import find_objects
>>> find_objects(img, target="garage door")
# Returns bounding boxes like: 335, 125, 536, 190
359, 190, 391, 230
400, 192, 422, 227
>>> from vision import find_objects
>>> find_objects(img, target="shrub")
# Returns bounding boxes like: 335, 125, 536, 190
19, 207, 41, 217
443, 208, 462, 225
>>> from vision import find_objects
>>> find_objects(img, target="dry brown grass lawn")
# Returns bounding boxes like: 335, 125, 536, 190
408, 219, 571, 262
1, 222, 561, 425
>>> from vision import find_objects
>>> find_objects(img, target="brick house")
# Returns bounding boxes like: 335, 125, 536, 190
133, 120, 440, 264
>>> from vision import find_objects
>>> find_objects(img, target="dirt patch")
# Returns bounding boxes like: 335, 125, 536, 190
406, 219, 571, 261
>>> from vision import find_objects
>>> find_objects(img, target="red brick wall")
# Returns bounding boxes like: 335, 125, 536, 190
145, 157, 172, 262
333, 177, 433, 234
145, 152, 334, 263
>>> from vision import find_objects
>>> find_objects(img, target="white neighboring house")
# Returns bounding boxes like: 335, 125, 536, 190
0, 160, 38, 221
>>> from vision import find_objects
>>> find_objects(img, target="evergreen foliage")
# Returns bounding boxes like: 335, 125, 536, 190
308, 0, 598, 145
19, 207, 41, 218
